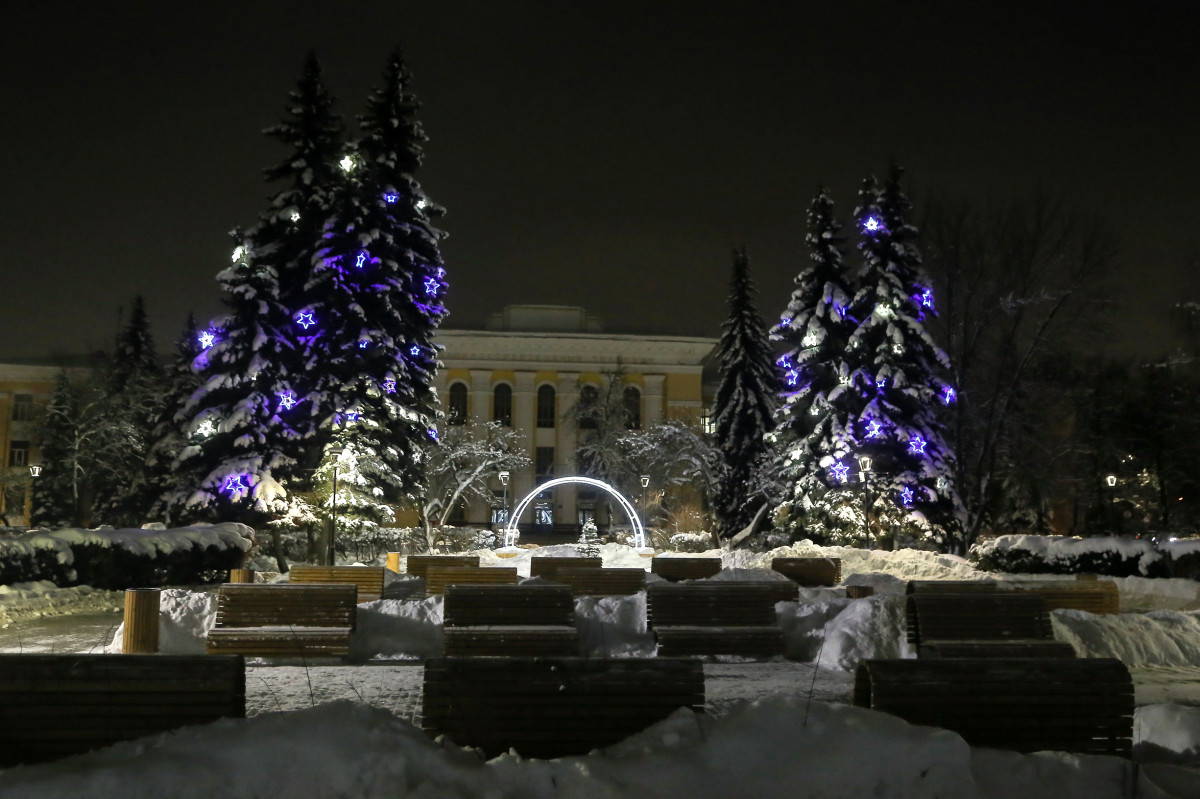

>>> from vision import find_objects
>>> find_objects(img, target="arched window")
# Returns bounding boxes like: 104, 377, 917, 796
577, 384, 599, 429
536, 384, 556, 428
448, 382, 468, 425
493, 384, 513, 427
624, 386, 641, 429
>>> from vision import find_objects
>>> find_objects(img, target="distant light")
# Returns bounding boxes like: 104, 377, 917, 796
1106, 474, 1117, 487
416, 198, 427, 210
231, 246, 244, 263
384, 193, 398, 203
28, 465, 42, 477
346, 412, 359, 422
340, 155, 355, 171
198, 330, 216, 349
937, 476, 948, 490
356, 252, 367, 269
877, 378, 886, 390
296, 311, 316, 329
428, 427, 438, 440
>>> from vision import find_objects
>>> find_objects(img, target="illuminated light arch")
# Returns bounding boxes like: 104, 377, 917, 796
503, 476, 646, 549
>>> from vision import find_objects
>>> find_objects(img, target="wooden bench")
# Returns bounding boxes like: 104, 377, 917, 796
423, 656, 705, 759
854, 658, 1134, 757
907, 580, 999, 594
650, 556, 722, 582
442, 584, 580, 656
405, 554, 480, 579
424, 565, 519, 596
647, 581, 796, 658
551, 567, 647, 597
772, 557, 842, 586
1006, 580, 1120, 614
906, 592, 1070, 659
0, 654, 245, 767
205, 583, 357, 658
288, 565, 388, 602
528, 556, 603, 579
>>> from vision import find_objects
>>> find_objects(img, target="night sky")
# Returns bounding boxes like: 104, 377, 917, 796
4, 2, 1196, 362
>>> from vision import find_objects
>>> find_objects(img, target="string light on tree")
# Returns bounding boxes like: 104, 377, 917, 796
899, 486, 914, 506
198, 330, 216, 349
829, 462, 850, 483
296, 311, 316, 329
231, 246, 245, 263
941, 386, 956, 404
427, 427, 438, 440
222, 474, 246, 494
920, 289, 934, 308
383, 380, 396, 393
862, 216, 886, 235
908, 435, 927, 455
384, 193, 398, 203
339, 155, 355, 172
786, 369, 799, 386
423, 276, 439, 296
196, 419, 216, 437
866, 419, 884, 438
409, 344, 420, 357
877, 378, 886, 390
278, 392, 296, 411
355, 252, 368, 269
290, 211, 300, 222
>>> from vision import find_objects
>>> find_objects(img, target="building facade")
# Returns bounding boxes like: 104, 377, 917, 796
0, 364, 74, 525
434, 306, 717, 534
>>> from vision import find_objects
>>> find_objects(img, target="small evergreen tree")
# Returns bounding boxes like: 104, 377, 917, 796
710, 248, 777, 541
577, 519, 601, 557
144, 314, 203, 524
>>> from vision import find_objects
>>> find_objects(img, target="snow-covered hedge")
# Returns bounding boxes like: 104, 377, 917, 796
0, 524, 253, 589
972, 534, 1169, 577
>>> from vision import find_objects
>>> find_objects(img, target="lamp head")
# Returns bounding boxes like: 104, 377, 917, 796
640, 474, 650, 488
1106, 474, 1117, 487
857, 456, 873, 473
499, 470, 510, 485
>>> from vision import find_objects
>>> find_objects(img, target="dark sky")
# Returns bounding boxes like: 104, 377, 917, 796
4, 2, 1197, 362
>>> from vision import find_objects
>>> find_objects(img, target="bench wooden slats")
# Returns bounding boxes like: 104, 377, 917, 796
424, 566, 518, 596
422, 656, 704, 759
288, 565, 387, 602
528, 556, 603, 579
771, 557, 842, 587
1006, 581, 1120, 615
206, 584, 357, 658
549, 567, 647, 597
0, 654, 244, 767
654, 626, 786, 658
854, 658, 1133, 757
646, 582, 793, 659
918, 641, 1078, 659
906, 580, 999, 594
405, 555, 480, 579
650, 557, 722, 582
442, 627, 581, 656
906, 593, 1053, 647
443, 584, 579, 656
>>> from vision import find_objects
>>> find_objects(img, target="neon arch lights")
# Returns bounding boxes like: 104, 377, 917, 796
503, 476, 647, 548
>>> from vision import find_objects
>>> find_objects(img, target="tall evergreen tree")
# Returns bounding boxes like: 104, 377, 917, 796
768, 188, 859, 542
710, 248, 777, 540
840, 165, 962, 548
300, 47, 448, 530
143, 314, 203, 523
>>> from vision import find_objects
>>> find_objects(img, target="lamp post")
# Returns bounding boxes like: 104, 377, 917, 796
857, 456, 873, 548
1106, 474, 1118, 535
327, 447, 343, 566
640, 474, 650, 528
498, 469, 510, 529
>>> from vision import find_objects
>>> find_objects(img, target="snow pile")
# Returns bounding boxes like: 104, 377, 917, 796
0, 582, 123, 626
473, 542, 655, 576
1111, 576, 1200, 612
1136, 704, 1200, 766
1051, 608, 1200, 667
976, 534, 1163, 576
18, 523, 254, 561
1, 694, 1194, 799
576, 592, 655, 656
721, 540, 984, 582
351, 596, 444, 661
105, 589, 217, 654
777, 594, 912, 668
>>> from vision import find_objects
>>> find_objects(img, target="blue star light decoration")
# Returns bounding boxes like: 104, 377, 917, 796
428, 427, 439, 441
384, 193, 398, 203
359, 340, 369, 349
877, 378, 887, 390
866, 419, 884, 438
198, 330, 216, 349
830, 462, 850, 483
424, 276, 439, 296
941, 386, 956, 405
355, 252, 368, 269
278, 392, 296, 411
921, 289, 934, 308
776, 354, 792, 369
383, 380, 396, 393
899, 486, 914, 506
908, 435, 927, 455
409, 345, 421, 357
296, 311, 316, 329
222, 474, 246, 494
785, 369, 799, 386
346, 411, 360, 422
862, 215, 886, 235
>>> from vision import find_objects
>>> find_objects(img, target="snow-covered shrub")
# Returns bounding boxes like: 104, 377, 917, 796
1160, 538, 1200, 580
433, 526, 496, 553
668, 531, 714, 553
577, 520, 601, 557
972, 534, 1167, 577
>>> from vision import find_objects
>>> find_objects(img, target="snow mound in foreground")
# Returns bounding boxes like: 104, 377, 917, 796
719, 541, 984, 582
1052, 608, 1200, 667
0, 695, 1194, 799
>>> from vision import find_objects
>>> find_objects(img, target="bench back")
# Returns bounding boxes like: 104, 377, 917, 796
551, 567, 647, 596
528, 556, 603, 579
647, 581, 796, 627
1008, 580, 1120, 614
215, 583, 358, 629
425, 565, 518, 595
443, 584, 575, 627
906, 580, 999, 594
650, 557, 722, 582
288, 565, 386, 601
0, 654, 245, 767
906, 593, 1052, 646
423, 656, 704, 759
854, 657, 1133, 757
405, 554, 480, 579
771, 557, 842, 587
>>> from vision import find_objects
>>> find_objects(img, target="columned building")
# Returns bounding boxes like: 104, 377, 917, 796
435, 305, 717, 535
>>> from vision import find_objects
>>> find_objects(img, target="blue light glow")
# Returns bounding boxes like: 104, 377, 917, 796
786, 369, 799, 386
198, 330, 216, 349
908, 435, 927, 455
383, 380, 396, 393
384, 193, 398, 203
222, 474, 246, 494
428, 427, 438, 441
877, 378, 886, 390
424, 276, 439, 295
296, 311, 316, 329
866, 419, 884, 438
359, 340, 369, 349
409, 345, 420, 357
830, 462, 850, 483
346, 412, 359, 421
278, 392, 296, 411
355, 252, 367, 269
863, 215, 886, 234
941, 386, 956, 404
900, 486, 914, 505
921, 289, 934, 308
776, 354, 793, 369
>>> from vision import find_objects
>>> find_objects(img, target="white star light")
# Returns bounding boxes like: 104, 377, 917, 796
383, 380, 396, 393
830, 462, 850, 483
296, 311, 316, 329
900, 486, 914, 505
908, 435, 927, 455
340, 155, 355, 171
290, 211, 300, 222
278, 393, 296, 410
384, 193, 398, 203
197, 419, 216, 437
231, 246, 244, 263
866, 420, 884, 438
198, 330, 215, 349
355, 252, 367, 268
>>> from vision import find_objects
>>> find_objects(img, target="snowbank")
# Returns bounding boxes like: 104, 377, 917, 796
720, 540, 985, 582
1112, 576, 1200, 612
777, 594, 913, 669
975, 534, 1163, 576
351, 596, 444, 661
1051, 608, 1200, 667
1, 695, 1194, 799
1136, 704, 1200, 767
10, 523, 254, 563
0, 582, 123, 627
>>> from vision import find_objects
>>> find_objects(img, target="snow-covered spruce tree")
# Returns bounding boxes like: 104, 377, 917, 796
142, 314, 203, 524
840, 166, 962, 549
167, 230, 307, 525
767, 188, 859, 544
710, 248, 777, 541
577, 519, 601, 557
300, 47, 448, 533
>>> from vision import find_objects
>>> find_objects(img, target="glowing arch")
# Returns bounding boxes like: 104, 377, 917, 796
503, 476, 646, 549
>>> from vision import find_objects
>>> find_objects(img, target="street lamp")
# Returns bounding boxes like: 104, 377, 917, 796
28, 465, 42, 478
640, 474, 650, 527
857, 456, 873, 548
1106, 474, 1118, 535
327, 447, 344, 565
498, 470, 510, 530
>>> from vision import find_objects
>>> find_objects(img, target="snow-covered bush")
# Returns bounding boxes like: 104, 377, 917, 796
0, 524, 252, 589
433, 526, 496, 553
668, 531, 714, 553
972, 534, 1167, 577
577, 520, 601, 557
1160, 538, 1200, 580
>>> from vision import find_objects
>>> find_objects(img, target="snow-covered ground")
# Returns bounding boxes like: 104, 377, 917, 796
1, 541, 1199, 797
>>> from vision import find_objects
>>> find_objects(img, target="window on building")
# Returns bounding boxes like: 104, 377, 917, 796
8, 441, 29, 468
448, 382, 468, 425
448, 500, 467, 524
536, 384, 556, 428
624, 386, 641, 429
534, 501, 553, 527
491, 489, 509, 527
535, 446, 555, 483
577, 384, 599, 429
493, 384, 512, 426
12, 394, 32, 422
